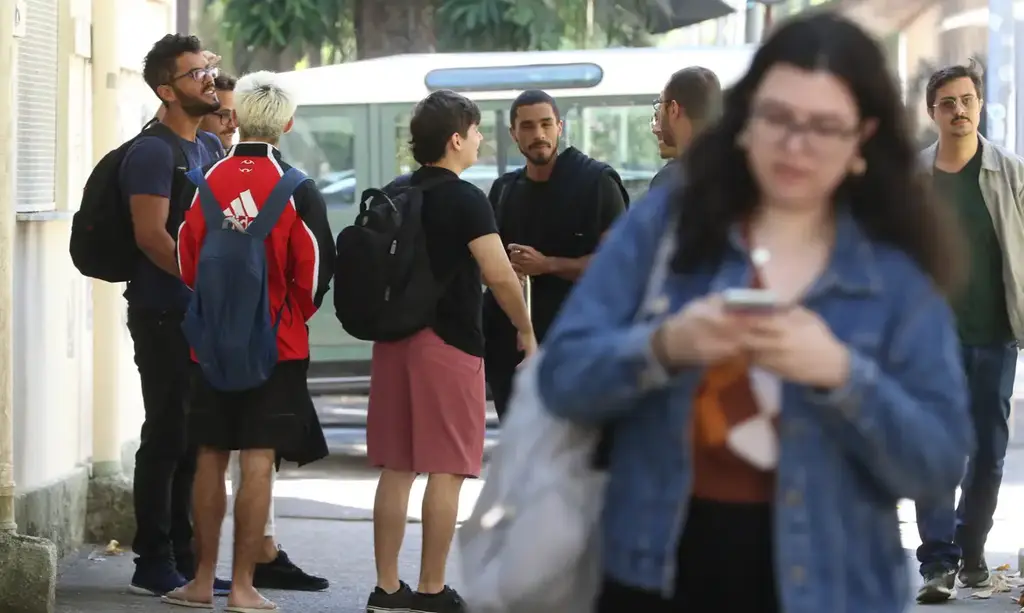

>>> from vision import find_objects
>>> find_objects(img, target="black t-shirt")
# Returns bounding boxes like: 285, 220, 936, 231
415, 166, 499, 357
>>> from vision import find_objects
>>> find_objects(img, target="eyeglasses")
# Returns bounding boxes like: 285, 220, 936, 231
749, 105, 860, 153
170, 65, 219, 83
652, 98, 663, 113
210, 109, 234, 124
932, 95, 979, 113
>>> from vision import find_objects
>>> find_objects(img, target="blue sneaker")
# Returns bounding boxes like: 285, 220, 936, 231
128, 562, 187, 596
176, 555, 232, 597
213, 577, 232, 597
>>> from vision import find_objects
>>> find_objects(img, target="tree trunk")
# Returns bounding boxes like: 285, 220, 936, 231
237, 45, 303, 73
354, 0, 436, 59
307, 43, 323, 68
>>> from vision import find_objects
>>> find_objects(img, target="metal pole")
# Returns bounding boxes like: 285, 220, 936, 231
744, 1, 763, 43
985, 0, 1015, 148
90, 0, 123, 477
1015, 1, 1024, 153
0, 0, 19, 534
176, 0, 190, 33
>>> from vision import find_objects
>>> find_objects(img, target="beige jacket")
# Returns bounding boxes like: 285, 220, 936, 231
920, 135, 1024, 342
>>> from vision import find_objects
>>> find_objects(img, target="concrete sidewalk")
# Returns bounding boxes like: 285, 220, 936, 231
55, 451, 1024, 613
57, 519, 451, 613
54, 516, 1024, 613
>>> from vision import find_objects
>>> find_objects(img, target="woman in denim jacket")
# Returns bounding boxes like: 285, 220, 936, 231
536, 13, 972, 613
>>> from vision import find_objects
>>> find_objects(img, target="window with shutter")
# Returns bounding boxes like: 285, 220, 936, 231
15, 0, 59, 212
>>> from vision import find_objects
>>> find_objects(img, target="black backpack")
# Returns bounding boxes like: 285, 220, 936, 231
69, 120, 186, 282
334, 174, 455, 342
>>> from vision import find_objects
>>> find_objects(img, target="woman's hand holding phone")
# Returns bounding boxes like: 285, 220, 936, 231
654, 291, 851, 390
653, 295, 745, 368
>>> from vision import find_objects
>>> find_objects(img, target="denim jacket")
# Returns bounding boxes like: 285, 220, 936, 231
536, 188, 972, 613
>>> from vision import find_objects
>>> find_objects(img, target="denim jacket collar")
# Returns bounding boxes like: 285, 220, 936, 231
722, 206, 882, 301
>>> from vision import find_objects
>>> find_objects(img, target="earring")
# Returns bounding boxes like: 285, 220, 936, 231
849, 156, 866, 176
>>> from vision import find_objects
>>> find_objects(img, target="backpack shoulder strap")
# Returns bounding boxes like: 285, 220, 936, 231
144, 122, 188, 169
247, 167, 309, 240
186, 168, 225, 229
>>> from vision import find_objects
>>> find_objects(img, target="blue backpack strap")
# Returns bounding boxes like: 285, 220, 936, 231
246, 167, 309, 240
186, 167, 225, 228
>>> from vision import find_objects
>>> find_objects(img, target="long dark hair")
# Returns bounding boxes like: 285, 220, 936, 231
673, 12, 963, 295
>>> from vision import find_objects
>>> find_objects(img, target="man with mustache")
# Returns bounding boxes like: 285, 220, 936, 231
198, 73, 239, 150
483, 90, 628, 419
915, 60, 1024, 604
120, 34, 230, 597
648, 66, 721, 190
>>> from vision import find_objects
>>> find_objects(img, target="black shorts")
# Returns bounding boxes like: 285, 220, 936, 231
187, 360, 313, 453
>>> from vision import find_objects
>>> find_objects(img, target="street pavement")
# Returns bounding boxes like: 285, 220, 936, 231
57, 449, 1024, 613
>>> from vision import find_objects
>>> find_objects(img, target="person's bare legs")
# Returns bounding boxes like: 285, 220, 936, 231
373, 469, 418, 593
418, 473, 465, 594
231, 450, 280, 562
165, 447, 229, 603
229, 448, 275, 608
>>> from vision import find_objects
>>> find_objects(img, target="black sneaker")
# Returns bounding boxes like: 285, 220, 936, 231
410, 586, 466, 613
253, 549, 329, 591
958, 556, 991, 588
917, 567, 957, 604
366, 581, 414, 612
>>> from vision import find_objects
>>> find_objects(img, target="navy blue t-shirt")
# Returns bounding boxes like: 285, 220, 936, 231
119, 130, 223, 309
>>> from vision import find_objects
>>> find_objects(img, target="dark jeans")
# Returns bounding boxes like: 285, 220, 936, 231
127, 307, 196, 568
916, 341, 1017, 573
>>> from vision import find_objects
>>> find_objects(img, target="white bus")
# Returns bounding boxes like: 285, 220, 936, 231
275, 46, 756, 371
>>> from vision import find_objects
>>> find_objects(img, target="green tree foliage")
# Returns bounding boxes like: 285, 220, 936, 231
220, 0, 349, 71
435, 0, 565, 51
436, 0, 653, 52
214, 0, 656, 71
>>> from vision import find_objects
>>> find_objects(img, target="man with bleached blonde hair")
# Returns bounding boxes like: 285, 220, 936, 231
162, 70, 334, 610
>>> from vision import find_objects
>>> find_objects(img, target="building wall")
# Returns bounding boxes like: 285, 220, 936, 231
12, 0, 174, 533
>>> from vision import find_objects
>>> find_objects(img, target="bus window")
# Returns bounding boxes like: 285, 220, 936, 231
498, 100, 660, 201
279, 106, 358, 212
278, 105, 366, 363
562, 103, 661, 201
392, 109, 503, 194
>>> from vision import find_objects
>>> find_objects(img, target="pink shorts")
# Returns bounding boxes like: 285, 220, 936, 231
367, 328, 486, 477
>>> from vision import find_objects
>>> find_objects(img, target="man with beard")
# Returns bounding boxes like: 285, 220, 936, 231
915, 61, 1024, 604
198, 73, 238, 150
648, 66, 722, 190
120, 34, 229, 597
483, 90, 628, 419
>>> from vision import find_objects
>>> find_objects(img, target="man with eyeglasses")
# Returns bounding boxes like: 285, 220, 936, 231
648, 66, 721, 190
915, 60, 1024, 605
198, 73, 239, 150
120, 34, 229, 598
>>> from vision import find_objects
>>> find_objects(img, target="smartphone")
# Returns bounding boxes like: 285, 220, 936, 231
522, 275, 532, 317
722, 288, 779, 314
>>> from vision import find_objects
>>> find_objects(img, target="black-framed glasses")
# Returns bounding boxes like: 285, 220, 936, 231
932, 95, 979, 113
170, 65, 219, 84
652, 97, 663, 113
209, 109, 234, 124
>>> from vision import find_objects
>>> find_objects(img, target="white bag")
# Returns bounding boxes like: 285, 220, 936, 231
457, 216, 678, 613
